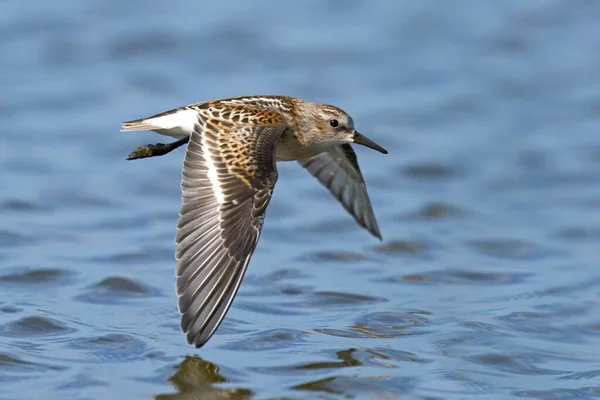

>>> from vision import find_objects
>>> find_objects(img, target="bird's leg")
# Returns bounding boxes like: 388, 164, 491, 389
127, 136, 190, 160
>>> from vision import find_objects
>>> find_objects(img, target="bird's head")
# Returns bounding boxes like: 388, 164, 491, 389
296, 102, 388, 154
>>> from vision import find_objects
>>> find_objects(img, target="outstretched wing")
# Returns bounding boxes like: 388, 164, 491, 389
298, 144, 382, 239
176, 115, 286, 347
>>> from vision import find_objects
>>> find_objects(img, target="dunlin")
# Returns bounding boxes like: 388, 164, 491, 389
122, 95, 388, 348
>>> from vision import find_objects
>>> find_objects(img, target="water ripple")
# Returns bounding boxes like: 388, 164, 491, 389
292, 374, 418, 398
466, 238, 551, 260
317, 311, 431, 339
75, 276, 162, 304
374, 239, 427, 255
68, 334, 148, 363
393, 268, 530, 285
222, 329, 310, 351
0, 315, 75, 337
465, 353, 568, 376
0, 268, 74, 285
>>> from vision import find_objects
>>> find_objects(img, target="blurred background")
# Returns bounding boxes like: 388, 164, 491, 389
1, 1, 600, 399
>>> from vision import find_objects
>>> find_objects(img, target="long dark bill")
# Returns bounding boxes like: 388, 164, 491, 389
353, 131, 388, 154
127, 136, 191, 160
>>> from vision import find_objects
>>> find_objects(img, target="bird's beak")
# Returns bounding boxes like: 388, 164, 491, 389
353, 131, 388, 154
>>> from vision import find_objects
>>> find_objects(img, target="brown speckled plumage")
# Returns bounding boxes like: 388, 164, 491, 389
121, 95, 387, 348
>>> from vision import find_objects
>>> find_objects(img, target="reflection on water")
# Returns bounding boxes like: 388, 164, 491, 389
316, 310, 431, 339
1, 0, 600, 399
156, 356, 251, 400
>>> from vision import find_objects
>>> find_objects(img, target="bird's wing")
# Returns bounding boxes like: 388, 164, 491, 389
298, 144, 382, 239
176, 114, 286, 347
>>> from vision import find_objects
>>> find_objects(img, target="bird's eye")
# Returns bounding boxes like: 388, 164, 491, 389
329, 119, 339, 128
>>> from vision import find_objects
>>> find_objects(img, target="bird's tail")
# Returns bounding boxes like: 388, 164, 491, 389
120, 108, 196, 138
120, 119, 162, 132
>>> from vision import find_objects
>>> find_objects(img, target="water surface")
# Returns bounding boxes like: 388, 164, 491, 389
1, 1, 600, 399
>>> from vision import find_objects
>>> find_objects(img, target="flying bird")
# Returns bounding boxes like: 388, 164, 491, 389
122, 95, 388, 348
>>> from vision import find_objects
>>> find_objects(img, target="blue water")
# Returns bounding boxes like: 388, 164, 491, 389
1, 1, 600, 399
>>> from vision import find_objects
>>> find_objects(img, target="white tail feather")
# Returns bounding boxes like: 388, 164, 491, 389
120, 122, 162, 132
120, 109, 197, 138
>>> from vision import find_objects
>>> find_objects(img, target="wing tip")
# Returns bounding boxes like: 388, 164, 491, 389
187, 331, 208, 349
369, 224, 383, 241
180, 312, 209, 348
357, 212, 382, 241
